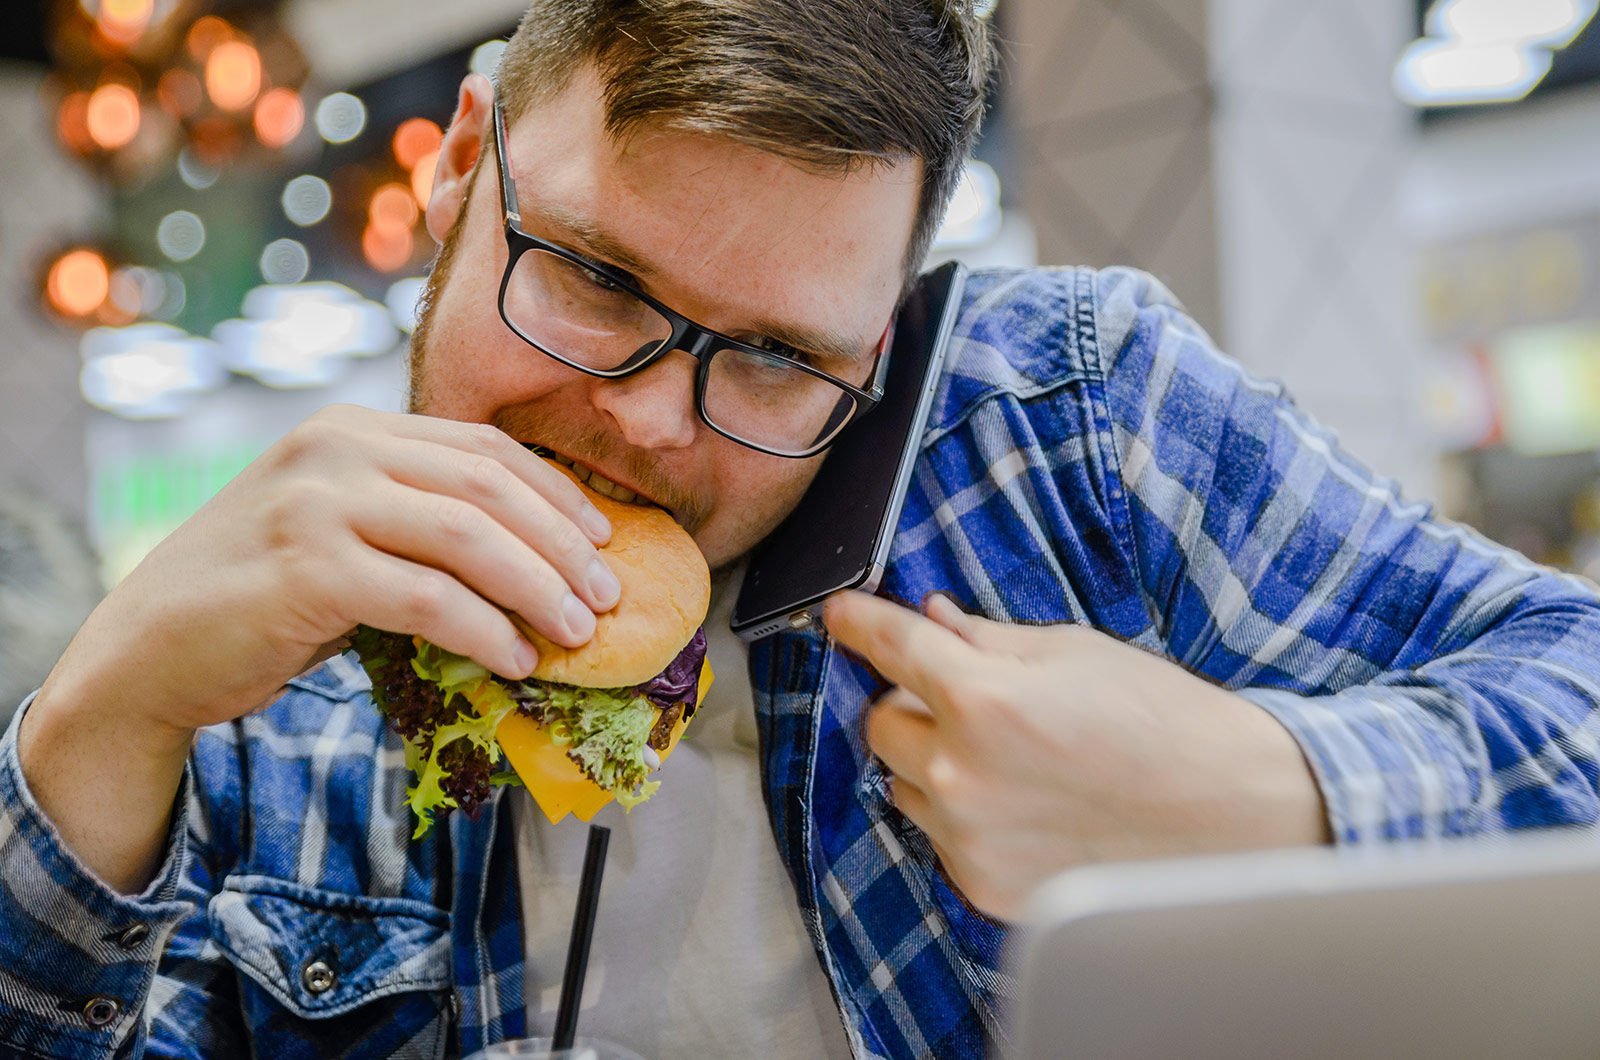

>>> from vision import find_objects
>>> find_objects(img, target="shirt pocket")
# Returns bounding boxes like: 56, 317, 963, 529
209, 873, 454, 1058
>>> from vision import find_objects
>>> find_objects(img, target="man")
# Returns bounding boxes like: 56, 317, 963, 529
5, 1, 1599, 1058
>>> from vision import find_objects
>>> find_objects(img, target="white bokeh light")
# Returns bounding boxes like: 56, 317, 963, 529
176, 148, 220, 190
260, 239, 312, 285
79, 323, 227, 418
471, 40, 508, 82
1398, 0, 1598, 105
933, 161, 1003, 248
315, 92, 368, 144
385, 276, 428, 334
214, 282, 399, 388
157, 211, 206, 262
282, 174, 333, 226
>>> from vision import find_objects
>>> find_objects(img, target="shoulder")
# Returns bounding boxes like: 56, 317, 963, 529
927, 265, 1201, 438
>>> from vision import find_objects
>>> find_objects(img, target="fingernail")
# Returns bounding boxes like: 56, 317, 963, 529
513, 640, 538, 676
581, 503, 611, 542
587, 557, 621, 607
562, 592, 596, 641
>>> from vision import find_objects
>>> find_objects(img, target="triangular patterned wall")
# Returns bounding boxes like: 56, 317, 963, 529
1009, 0, 1221, 337
1006, 0, 1436, 497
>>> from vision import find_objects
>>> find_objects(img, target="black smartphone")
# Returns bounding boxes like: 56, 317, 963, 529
731, 260, 967, 641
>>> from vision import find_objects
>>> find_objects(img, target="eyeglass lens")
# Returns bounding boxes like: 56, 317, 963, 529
502, 246, 860, 454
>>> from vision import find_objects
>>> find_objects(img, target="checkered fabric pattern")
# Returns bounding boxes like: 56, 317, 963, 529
749, 266, 1600, 1059
2, 267, 1598, 1060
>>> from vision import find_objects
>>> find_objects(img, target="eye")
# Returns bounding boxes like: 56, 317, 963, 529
745, 335, 814, 365
582, 265, 628, 292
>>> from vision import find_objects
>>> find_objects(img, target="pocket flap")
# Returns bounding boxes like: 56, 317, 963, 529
209, 874, 451, 1019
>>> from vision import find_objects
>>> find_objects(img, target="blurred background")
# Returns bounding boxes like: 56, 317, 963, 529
1, 0, 1598, 709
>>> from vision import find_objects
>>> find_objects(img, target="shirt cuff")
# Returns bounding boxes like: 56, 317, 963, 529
0, 691, 196, 1058
1239, 686, 1484, 845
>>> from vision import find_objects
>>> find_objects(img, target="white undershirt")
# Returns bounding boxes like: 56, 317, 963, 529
514, 564, 856, 1060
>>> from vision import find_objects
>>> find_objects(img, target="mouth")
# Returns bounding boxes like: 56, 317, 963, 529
522, 444, 675, 518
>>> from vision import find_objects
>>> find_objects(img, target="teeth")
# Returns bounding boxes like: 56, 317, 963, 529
588, 473, 638, 505
552, 453, 574, 466
564, 459, 640, 505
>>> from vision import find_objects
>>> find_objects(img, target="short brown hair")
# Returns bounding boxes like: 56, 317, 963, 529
496, 0, 996, 290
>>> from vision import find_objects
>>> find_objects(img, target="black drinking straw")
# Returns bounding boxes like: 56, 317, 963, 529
553, 823, 611, 1051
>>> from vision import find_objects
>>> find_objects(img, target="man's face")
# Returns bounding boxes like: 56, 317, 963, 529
411, 67, 921, 570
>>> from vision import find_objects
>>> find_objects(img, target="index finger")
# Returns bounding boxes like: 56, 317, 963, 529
395, 414, 612, 546
823, 591, 981, 715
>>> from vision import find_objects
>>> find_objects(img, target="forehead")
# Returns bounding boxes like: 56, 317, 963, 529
498, 65, 920, 337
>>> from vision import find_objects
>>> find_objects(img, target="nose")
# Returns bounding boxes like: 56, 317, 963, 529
589, 351, 699, 451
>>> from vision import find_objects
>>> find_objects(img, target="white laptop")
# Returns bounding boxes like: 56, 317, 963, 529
1009, 828, 1600, 1060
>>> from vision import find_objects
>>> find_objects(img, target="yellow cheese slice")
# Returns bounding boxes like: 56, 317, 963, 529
495, 662, 714, 825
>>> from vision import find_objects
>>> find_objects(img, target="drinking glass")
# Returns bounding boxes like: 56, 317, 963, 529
465, 1036, 647, 1060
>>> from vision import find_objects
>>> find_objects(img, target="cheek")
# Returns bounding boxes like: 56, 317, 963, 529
694, 453, 820, 568
415, 289, 576, 420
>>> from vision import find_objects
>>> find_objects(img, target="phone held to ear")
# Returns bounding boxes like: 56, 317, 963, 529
731, 260, 967, 642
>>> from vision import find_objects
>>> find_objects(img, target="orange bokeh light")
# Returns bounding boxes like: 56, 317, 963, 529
363, 224, 415, 272
206, 40, 261, 111
158, 68, 203, 118
86, 83, 141, 150
254, 88, 305, 148
393, 118, 444, 171
186, 16, 233, 61
98, 0, 155, 43
411, 149, 439, 209
57, 92, 94, 154
370, 183, 420, 231
47, 250, 111, 317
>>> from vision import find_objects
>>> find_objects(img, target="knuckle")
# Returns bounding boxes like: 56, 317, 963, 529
555, 520, 591, 565
274, 539, 320, 600
270, 425, 316, 467
260, 479, 328, 552
403, 571, 450, 620
466, 421, 511, 455
947, 679, 1001, 725
457, 453, 511, 501
533, 502, 588, 566
431, 498, 481, 543
924, 753, 971, 805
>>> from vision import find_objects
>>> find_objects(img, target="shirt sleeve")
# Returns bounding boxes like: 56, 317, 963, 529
1096, 267, 1600, 844
0, 692, 198, 1059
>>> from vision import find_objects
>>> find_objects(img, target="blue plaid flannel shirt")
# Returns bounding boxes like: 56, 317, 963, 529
4, 267, 1599, 1060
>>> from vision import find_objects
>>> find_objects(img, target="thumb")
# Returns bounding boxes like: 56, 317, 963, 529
921, 593, 1066, 660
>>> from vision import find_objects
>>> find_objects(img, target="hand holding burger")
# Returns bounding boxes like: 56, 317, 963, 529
354, 457, 712, 835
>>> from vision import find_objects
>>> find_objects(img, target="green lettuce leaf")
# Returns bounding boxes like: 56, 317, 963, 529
399, 643, 520, 838
520, 682, 661, 804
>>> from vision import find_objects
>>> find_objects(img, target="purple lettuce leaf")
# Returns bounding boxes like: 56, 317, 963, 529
638, 626, 708, 717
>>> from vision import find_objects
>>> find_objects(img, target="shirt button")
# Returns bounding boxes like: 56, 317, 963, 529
302, 959, 337, 995
447, 991, 462, 1021
116, 924, 150, 949
83, 996, 122, 1027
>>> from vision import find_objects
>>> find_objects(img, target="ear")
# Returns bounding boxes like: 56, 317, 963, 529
425, 72, 495, 244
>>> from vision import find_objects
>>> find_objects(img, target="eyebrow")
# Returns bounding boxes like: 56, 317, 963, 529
524, 197, 874, 365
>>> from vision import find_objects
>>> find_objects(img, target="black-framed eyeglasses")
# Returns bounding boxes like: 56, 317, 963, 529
490, 100, 894, 459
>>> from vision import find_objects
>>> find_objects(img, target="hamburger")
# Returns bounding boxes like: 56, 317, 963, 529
351, 456, 711, 837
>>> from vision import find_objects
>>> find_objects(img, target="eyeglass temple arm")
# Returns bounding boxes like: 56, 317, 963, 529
865, 314, 897, 399
493, 102, 521, 227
